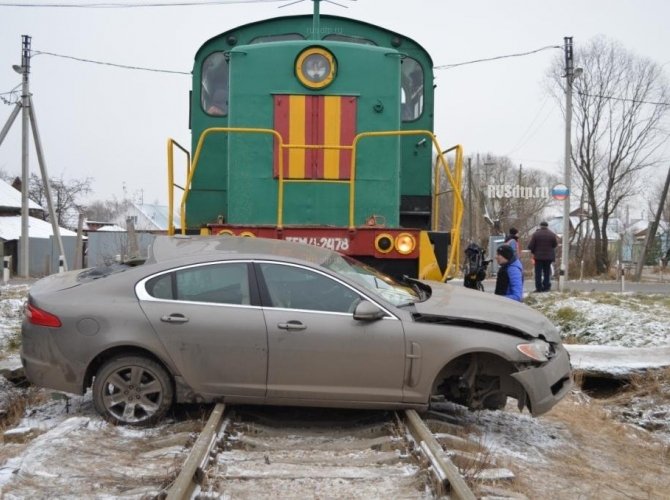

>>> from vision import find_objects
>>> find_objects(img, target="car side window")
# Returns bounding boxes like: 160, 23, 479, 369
259, 263, 360, 313
146, 273, 173, 300
145, 263, 250, 305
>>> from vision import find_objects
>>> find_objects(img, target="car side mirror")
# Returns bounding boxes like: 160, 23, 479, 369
353, 300, 385, 321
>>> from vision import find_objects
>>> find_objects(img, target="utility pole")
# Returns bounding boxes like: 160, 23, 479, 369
634, 165, 670, 281
20, 35, 31, 278
560, 36, 575, 292
467, 157, 473, 241
0, 35, 68, 277
474, 153, 481, 242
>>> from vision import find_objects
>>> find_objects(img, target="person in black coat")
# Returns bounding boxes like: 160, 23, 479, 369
504, 227, 519, 256
527, 221, 558, 292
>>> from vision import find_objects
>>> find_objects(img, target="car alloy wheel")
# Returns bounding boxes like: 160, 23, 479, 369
92, 355, 173, 426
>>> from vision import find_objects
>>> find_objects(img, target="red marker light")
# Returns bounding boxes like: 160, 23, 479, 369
26, 303, 62, 328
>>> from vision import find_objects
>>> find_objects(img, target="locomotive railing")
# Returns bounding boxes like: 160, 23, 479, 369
433, 143, 464, 279
167, 127, 463, 280
349, 131, 463, 279
166, 138, 191, 236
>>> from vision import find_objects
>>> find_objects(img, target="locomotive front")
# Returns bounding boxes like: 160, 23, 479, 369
169, 14, 462, 280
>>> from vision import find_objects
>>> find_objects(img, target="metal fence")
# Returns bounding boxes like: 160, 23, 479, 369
86, 232, 156, 267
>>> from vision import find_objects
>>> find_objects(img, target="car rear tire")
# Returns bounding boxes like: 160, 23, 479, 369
92, 355, 173, 426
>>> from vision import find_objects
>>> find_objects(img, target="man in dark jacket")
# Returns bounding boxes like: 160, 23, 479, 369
527, 221, 558, 292
494, 244, 523, 301
504, 227, 520, 256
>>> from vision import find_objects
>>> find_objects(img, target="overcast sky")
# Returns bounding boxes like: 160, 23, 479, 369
1, 0, 669, 217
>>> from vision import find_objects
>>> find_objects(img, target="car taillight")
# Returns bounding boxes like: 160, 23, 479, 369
26, 303, 62, 328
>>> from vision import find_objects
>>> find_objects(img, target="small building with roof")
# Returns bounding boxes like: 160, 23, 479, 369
0, 179, 78, 276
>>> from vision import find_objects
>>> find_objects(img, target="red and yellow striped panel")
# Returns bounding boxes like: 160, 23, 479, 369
274, 95, 357, 180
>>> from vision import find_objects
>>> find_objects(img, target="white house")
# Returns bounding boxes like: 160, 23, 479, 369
0, 179, 77, 275
113, 203, 181, 232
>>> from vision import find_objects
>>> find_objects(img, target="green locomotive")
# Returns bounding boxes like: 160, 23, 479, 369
168, 1, 462, 281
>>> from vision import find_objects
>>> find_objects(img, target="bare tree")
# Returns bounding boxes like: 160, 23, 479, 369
549, 36, 669, 274
638, 165, 670, 273
647, 172, 670, 223
453, 154, 557, 247
84, 197, 132, 223
477, 155, 557, 238
28, 173, 92, 229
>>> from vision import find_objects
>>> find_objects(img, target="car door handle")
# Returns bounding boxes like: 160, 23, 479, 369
160, 313, 189, 324
277, 321, 306, 331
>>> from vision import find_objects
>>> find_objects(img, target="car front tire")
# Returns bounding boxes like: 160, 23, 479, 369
92, 355, 173, 426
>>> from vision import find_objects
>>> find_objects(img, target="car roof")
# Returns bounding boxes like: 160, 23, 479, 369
148, 235, 337, 267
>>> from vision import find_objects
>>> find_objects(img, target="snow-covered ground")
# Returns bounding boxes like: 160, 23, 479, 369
525, 291, 670, 347
0, 282, 668, 498
0, 284, 27, 353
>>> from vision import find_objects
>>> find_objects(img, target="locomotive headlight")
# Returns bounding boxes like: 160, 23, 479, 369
395, 233, 416, 255
375, 234, 394, 254
296, 47, 336, 89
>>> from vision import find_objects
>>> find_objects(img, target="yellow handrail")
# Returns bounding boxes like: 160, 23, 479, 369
179, 127, 284, 235
348, 131, 460, 229
166, 138, 191, 236
169, 127, 463, 279
432, 143, 464, 279
438, 145, 463, 279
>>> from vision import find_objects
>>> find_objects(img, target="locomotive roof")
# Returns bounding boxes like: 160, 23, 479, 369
194, 14, 433, 66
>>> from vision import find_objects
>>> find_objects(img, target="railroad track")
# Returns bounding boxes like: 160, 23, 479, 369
164, 403, 514, 499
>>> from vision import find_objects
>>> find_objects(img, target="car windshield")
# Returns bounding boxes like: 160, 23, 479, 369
321, 254, 421, 306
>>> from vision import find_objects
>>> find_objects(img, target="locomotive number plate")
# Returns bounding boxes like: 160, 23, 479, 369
285, 236, 350, 252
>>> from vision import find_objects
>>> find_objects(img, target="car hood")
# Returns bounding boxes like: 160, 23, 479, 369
411, 283, 561, 343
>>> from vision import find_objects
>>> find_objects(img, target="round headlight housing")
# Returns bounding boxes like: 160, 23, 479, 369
395, 233, 416, 255
296, 47, 336, 89
375, 234, 394, 254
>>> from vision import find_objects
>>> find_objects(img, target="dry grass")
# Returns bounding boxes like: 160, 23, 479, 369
603, 368, 670, 405
510, 393, 670, 499
0, 388, 46, 434
0, 388, 48, 467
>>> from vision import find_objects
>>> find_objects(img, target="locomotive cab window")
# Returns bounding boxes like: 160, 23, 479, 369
323, 34, 376, 46
250, 33, 305, 44
401, 57, 424, 121
202, 52, 229, 116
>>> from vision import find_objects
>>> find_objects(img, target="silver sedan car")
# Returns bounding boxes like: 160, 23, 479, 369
22, 236, 572, 426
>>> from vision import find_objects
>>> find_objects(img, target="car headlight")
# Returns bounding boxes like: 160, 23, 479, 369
517, 340, 551, 362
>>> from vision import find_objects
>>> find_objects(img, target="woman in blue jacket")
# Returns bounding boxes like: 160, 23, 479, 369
494, 244, 524, 302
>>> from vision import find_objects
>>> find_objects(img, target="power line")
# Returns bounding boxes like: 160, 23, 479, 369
434, 45, 561, 70
0, 84, 21, 96
0, 84, 21, 105
576, 91, 670, 107
506, 96, 555, 156
33, 50, 190, 75
0, 0, 281, 7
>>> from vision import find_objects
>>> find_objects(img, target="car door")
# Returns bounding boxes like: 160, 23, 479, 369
256, 261, 406, 403
137, 261, 267, 398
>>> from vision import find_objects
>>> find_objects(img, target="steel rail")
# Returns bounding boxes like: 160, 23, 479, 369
403, 409, 476, 500
166, 403, 226, 500
166, 404, 475, 500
